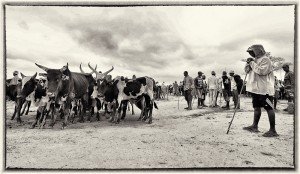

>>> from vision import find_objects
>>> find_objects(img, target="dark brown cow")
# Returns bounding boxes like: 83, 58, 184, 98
35, 63, 96, 128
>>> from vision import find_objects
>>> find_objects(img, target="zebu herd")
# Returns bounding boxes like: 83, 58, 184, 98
6, 63, 158, 129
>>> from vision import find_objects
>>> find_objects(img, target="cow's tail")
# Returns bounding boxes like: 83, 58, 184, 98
153, 101, 158, 109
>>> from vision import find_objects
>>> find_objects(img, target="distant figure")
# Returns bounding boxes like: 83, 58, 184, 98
9, 71, 20, 86
194, 71, 204, 108
221, 71, 231, 110
201, 75, 208, 107
207, 71, 218, 107
132, 74, 136, 80
179, 81, 184, 95
173, 81, 179, 96
282, 63, 294, 111
161, 82, 167, 99
278, 80, 285, 99
183, 71, 194, 110
244, 44, 278, 137
274, 76, 280, 110
229, 70, 239, 109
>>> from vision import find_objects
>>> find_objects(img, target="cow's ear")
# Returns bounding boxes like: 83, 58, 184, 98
20, 73, 26, 78
60, 65, 68, 72
31, 72, 37, 80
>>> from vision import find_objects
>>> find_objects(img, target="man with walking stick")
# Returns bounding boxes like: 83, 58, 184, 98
243, 44, 278, 137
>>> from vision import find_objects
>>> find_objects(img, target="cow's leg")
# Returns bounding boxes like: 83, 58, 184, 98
83, 97, 89, 122
11, 102, 17, 120
91, 99, 95, 117
16, 98, 24, 123
62, 101, 71, 129
96, 99, 101, 121
148, 100, 154, 124
142, 96, 150, 121
131, 102, 135, 115
25, 101, 31, 115
20, 101, 27, 116
103, 104, 110, 119
138, 97, 146, 121
30, 107, 42, 129
115, 100, 122, 124
78, 101, 86, 123
121, 100, 128, 120
38, 106, 46, 129
49, 103, 58, 128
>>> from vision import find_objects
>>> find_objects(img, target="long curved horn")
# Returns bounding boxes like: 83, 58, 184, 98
79, 63, 85, 73
88, 62, 100, 76
90, 64, 97, 74
103, 66, 114, 76
35, 63, 49, 72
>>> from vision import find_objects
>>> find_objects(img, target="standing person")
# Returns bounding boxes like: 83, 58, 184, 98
173, 81, 179, 96
229, 70, 239, 109
279, 80, 285, 99
233, 74, 243, 109
161, 82, 166, 99
282, 64, 295, 111
9, 71, 20, 86
274, 76, 280, 110
179, 81, 184, 96
194, 71, 204, 108
215, 76, 223, 107
183, 71, 194, 110
243, 44, 278, 137
207, 71, 218, 107
201, 75, 208, 107
221, 71, 231, 110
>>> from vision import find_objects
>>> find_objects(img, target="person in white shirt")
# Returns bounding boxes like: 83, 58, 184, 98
207, 71, 218, 107
243, 44, 278, 137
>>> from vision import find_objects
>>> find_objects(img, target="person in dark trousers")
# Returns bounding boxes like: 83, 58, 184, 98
221, 71, 231, 110
194, 71, 204, 108
201, 75, 208, 107
243, 44, 278, 137
183, 71, 194, 110
229, 70, 239, 109
233, 74, 243, 109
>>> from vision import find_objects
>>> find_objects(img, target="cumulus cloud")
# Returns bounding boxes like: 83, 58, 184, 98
5, 5, 295, 83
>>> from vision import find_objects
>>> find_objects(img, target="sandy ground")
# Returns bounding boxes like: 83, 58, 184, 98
5, 95, 294, 169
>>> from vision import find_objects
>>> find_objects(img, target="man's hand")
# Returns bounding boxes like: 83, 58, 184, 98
246, 57, 254, 64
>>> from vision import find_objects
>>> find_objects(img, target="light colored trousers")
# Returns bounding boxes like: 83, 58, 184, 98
209, 89, 217, 107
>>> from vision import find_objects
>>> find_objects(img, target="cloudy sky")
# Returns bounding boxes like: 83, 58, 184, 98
6, 5, 295, 83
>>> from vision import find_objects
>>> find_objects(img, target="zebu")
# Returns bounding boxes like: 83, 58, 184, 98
35, 63, 96, 128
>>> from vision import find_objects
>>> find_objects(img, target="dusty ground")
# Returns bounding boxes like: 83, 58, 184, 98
5, 95, 294, 169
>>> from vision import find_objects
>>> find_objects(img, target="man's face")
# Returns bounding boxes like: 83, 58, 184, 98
184, 72, 188, 76
198, 73, 202, 77
282, 66, 289, 72
229, 73, 234, 76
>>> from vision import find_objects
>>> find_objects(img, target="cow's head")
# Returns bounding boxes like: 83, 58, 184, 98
17, 72, 38, 98
93, 74, 113, 98
35, 63, 70, 98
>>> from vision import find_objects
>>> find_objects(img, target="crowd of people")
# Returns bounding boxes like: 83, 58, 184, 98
154, 44, 294, 137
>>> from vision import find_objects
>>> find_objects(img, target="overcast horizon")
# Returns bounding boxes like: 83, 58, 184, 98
5, 5, 295, 84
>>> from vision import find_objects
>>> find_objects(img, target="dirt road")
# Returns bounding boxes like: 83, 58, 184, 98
5, 96, 294, 169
